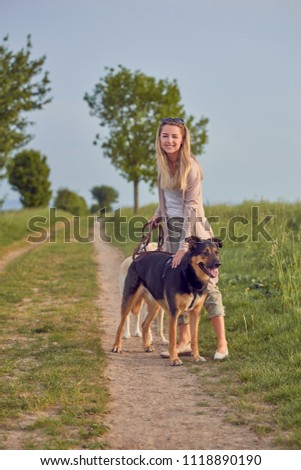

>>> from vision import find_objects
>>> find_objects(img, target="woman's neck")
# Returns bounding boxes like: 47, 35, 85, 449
167, 152, 180, 176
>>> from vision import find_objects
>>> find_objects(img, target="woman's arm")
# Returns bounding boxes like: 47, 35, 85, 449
180, 166, 202, 248
179, 163, 214, 250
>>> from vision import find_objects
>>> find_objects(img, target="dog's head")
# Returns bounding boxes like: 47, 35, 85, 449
184, 236, 222, 280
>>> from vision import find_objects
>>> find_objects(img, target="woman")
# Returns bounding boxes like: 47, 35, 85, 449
149, 117, 228, 360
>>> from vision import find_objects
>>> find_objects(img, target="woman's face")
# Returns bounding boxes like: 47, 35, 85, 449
159, 124, 183, 157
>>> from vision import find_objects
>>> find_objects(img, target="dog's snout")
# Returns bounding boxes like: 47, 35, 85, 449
212, 254, 221, 268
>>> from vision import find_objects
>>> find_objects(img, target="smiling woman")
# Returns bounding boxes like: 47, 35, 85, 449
160, 124, 183, 160
149, 117, 228, 360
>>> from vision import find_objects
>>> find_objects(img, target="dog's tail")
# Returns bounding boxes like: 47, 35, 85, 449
121, 264, 143, 312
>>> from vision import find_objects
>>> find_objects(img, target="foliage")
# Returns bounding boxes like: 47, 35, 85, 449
90, 184, 118, 213
54, 188, 88, 216
84, 65, 208, 213
8, 149, 52, 207
0, 35, 51, 177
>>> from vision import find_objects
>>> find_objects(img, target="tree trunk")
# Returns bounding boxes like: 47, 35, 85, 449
133, 179, 139, 214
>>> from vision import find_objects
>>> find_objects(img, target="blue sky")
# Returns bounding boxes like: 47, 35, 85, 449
1, 0, 300, 210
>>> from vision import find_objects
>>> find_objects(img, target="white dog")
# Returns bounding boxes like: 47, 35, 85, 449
119, 242, 168, 345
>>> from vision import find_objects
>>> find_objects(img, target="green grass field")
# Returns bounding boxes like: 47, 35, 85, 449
104, 200, 301, 449
0, 213, 108, 449
0, 201, 300, 449
0, 208, 73, 258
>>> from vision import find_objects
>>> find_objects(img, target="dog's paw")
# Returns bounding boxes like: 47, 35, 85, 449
145, 346, 154, 353
111, 346, 122, 353
170, 358, 183, 366
161, 337, 169, 346
134, 331, 142, 337
193, 355, 206, 363
122, 333, 131, 339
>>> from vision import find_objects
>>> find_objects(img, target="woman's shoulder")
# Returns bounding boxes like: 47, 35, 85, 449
189, 156, 199, 168
188, 156, 203, 179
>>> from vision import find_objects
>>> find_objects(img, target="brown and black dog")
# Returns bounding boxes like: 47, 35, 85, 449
112, 236, 222, 366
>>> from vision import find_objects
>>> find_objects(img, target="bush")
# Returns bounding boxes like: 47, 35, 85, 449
90, 185, 118, 213
8, 149, 52, 207
54, 188, 88, 216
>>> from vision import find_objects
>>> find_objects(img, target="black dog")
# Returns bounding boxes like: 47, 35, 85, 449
112, 236, 222, 366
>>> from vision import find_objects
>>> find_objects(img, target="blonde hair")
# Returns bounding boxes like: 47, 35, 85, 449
155, 121, 203, 191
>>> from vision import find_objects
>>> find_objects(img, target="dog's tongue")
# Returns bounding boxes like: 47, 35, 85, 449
208, 268, 219, 278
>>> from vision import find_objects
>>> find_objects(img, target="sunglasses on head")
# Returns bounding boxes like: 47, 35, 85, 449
160, 117, 184, 125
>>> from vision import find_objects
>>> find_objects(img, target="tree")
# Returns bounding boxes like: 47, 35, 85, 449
0, 35, 51, 178
8, 149, 52, 207
54, 188, 88, 216
90, 184, 119, 213
84, 65, 208, 213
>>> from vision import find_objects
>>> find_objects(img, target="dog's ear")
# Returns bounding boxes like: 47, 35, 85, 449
212, 237, 223, 248
185, 236, 202, 250
179, 251, 190, 271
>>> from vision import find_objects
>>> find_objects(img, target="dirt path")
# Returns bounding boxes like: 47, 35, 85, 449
94, 228, 275, 450
0, 244, 33, 273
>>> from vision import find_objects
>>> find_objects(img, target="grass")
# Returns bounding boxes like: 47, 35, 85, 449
105, 200, 301, 449
0, 208, 49, 247
1, 202, 300, 449
0, 208, 72, 257
0, 219, 108, 450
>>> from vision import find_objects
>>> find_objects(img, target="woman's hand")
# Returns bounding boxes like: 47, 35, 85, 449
172, 249, 186, 268
148, 215, 162, 228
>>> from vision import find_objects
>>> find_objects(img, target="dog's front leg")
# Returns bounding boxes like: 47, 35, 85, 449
189, 309, 201, 362
168, 313, 182, 366
190, 295, 206, 363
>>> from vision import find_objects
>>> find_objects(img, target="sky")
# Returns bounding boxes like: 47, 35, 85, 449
0, 0, 300, 210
